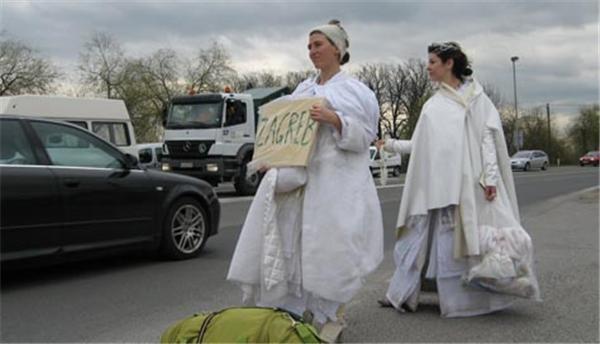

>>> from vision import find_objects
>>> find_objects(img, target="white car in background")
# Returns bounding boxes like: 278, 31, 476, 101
510, 150, 549, 171
137, 142, 163, 169
369, 146, 402, 177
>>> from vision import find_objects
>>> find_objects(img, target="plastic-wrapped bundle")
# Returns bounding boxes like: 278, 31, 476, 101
465, 199, 541, 301
466, 224, 540, 300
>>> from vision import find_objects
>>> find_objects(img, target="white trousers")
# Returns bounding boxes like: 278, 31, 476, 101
385, 206, 514, 317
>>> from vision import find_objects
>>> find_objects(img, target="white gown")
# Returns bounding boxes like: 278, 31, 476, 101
227, 71, 384, 324
384, 80, 534, 317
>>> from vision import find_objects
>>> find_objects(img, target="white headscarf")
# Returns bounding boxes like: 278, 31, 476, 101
310, 21, 349, 63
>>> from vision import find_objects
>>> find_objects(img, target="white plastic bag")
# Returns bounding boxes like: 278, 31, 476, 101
466, 201, 541, 300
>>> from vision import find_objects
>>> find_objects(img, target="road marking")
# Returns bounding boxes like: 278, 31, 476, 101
219, 196, 254, 204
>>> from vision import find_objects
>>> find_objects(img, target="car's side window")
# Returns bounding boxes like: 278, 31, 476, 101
91, 122, 130, 147
0, 119, 37, 165
138, 148, 152, 163
30, 121, 123, 169
154, 147, 163, 162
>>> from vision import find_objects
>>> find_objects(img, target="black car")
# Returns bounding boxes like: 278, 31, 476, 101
0, 116, 220, 265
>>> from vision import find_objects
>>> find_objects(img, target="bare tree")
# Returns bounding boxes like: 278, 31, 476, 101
499, 108, 518, 155
284, 70, 314, 91
138, 49, 182, 111
230, 70, 285, 92
185, 41, 235, 93
355, 64, 389, 139
0, 37, 60, 95
78, 31, 126, 98
399, 59, 433, 139
481, 81, 505, 110
384, 64, 409, 139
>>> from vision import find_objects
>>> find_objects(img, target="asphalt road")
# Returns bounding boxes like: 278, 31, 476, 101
1, 166, 598, 342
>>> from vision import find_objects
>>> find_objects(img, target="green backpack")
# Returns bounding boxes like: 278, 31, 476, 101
160, 307, 324, 343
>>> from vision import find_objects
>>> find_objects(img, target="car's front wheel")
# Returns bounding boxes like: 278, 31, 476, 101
392, 166, 402, 177
541, 162, 548, 170
161, 197, 208, 260
523, 162, 530, 171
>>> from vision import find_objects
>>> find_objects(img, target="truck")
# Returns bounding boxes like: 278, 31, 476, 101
160, 86, 289, 195
0, 95, 138, 156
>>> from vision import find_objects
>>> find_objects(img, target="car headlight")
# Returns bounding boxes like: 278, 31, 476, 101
206, 163, 219, 172
162, 163, 171, 171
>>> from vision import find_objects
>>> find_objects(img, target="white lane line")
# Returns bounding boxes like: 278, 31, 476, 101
219, 196, 254, 204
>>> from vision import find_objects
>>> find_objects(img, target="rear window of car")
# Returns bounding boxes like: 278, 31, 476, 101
513, 151, 531, 158
92, 122, 130, 147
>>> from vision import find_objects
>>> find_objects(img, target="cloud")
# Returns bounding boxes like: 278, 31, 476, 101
1, 0, 597, 110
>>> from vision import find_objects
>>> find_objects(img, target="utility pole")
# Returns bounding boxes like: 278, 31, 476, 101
546, 103, 551, 157
511, 56, 520, 151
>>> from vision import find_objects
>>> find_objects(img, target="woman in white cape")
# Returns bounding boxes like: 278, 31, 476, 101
377, 42, 540, 318
227, 20, 383, 329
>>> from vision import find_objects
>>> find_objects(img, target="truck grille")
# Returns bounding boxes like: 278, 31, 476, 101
165, 140, 214, 158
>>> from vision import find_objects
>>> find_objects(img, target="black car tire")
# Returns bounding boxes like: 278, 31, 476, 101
541, 162, 548, 171
392, 166, 402, 177
524, 162, 530, 171
161, 197, 208, 260
234, 158, 263, 196
580, 162, 585, 167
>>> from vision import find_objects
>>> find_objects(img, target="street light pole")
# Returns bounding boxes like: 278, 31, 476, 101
511, 56, 519, 152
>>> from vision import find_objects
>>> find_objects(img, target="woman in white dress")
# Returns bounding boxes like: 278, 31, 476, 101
227, 20, 383, 333
377, 42, 539, 317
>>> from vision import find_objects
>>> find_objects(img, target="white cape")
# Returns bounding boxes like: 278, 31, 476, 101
396, 80, 519, 258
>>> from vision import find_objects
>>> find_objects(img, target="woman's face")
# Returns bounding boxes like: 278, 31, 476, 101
308, 33, 340, 70
427, 53, 453, 82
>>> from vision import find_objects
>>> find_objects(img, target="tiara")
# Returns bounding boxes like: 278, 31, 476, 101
428, 42, 460, 53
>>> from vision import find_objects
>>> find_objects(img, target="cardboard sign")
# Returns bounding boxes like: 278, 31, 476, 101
252, 97, 323, 167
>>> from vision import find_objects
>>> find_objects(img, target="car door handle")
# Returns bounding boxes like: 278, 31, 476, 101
63, 178, 80, 188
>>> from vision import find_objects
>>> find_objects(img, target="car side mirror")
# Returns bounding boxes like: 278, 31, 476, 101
123, 153, 139, 169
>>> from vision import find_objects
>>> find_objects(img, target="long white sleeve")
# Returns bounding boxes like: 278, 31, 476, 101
275, 167, 307, 193
481, 127, 499, 186
383, 138, 412, 155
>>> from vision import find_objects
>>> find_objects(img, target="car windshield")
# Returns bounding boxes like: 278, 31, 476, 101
513, 151, 531, 158
585, 151, 599, 157
166, 102, 223, 129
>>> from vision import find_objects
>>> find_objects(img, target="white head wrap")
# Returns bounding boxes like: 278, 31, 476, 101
310, 22, 349, 63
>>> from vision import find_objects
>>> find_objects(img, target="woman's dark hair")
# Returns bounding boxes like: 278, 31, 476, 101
427, 42, 473, 81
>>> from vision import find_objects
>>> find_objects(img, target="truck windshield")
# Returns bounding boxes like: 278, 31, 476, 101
166, 102, 223, 129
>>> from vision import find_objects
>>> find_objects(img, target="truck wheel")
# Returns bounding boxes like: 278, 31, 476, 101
392, 166, 402, 177
160, 197, 208, 260
234, 159, 262, 196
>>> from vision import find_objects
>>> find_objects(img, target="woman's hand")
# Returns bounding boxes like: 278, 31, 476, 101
375, 139, 385, 151
310, 104, 342, 132
484, 185, 497, 201
258, 165, 270, 173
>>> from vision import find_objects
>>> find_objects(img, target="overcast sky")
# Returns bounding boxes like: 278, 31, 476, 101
1, 0, 598, 127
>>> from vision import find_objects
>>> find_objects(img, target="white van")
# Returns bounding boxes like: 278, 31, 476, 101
136, 142, 163, 169
369, 146, 402, 177
0, 95, 137, 156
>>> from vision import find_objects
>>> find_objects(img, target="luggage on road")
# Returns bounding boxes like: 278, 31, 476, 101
160, 307, 323, 343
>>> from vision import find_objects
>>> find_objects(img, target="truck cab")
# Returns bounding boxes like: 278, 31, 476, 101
161, 87, 289, 195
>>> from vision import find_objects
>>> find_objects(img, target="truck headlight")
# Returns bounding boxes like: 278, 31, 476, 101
206, 163, 219, 172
